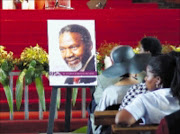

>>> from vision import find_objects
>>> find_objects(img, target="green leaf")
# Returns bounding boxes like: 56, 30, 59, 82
1, 60, 9, 72
35, 77, 46, 111
29, 60, 36, 68
72, 126, 87, 133
0, 68, 8, 86
72, 88, 78, 106
3, 85, 13, 114
25, 67, 35, 85
16, 69, 26, 111
34, 69, 42, 78
42, 71, 49, 79
56, 88, 61, 109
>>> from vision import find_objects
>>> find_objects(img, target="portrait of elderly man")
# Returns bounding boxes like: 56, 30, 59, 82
58, 24, 96, 84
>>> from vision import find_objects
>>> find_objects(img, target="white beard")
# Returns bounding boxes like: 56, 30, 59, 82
68, 62, 83, 71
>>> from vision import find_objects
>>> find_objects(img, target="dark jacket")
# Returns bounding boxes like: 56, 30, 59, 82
65, 56, 96, 84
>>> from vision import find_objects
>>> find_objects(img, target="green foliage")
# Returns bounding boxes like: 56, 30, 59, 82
72, 126, 87, 133
16, 69, 26, 111
15, 45, 48, 111
35, 77, 46, 111
72, 88, 78, 106
56, 88, 61, 109
0, 46, 14, 113
0, 68, 8, 86
3, 85, 13, 114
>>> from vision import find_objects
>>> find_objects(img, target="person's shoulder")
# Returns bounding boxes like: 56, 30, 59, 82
139, 88, 170, 100
98, 73, 120, 82
105, 84, 127, 90
103, 85, 118, 91
128, 82, 147, 92
150, 88, 171, 95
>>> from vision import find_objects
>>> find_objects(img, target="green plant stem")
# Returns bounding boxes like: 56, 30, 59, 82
3, 85, 13, 114
16, 69, 27, 111
72, 88, 78, 106
57, 88, 61, 109
35, 76, 46, 111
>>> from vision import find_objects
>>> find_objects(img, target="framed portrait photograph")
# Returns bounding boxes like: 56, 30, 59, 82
48, 20, 97, 86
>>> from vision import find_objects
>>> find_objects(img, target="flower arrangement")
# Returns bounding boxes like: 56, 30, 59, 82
15, 44, 49, 111
162, 43, 180, 53
0, 46, 15, 113
97, 41, 180, 73
97, 41, 119, 74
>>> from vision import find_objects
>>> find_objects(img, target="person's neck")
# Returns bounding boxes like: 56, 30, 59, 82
115, 77, 139, 86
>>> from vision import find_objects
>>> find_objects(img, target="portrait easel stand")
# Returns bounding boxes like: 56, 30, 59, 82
47, 86, 95, 134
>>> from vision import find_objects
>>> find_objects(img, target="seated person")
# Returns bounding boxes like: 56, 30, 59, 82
140, 36, 162, 56
95, 45, 150, 111
119, 82, 147, 110
156, 51, 180, 134
93, 46, 151, 134
115, 53, 180, 126
137, 36, 162, 82
119, 36, 162, 110
88, 37, 162, 134
93, 37, 162, 107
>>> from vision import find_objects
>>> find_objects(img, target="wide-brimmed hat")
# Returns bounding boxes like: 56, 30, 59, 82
102, 45, 151, 78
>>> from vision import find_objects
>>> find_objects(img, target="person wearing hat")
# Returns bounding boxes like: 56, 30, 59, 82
88, 38, 162, 134
91, 46, 151, 134
95, 45, 151, 111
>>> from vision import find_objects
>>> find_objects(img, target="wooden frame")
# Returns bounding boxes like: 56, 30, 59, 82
112, 124, 158, 134
94, 110, 118, 125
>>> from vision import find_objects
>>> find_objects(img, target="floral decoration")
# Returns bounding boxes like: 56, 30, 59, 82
15, 44, 48, 111
97, 41, 180, 73
97, 41, 119, 74
0, 46, 15, 113
162, 42, 180, 53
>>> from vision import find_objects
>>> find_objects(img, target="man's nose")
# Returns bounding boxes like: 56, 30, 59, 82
65, 49, 73, 58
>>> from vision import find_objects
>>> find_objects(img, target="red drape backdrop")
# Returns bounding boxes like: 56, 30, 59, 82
0, 9, 180, 57
0, 2, 180, 133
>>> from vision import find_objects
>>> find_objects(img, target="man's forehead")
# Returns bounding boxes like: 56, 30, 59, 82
59, 32, 83, 42
59, 32, 84, 48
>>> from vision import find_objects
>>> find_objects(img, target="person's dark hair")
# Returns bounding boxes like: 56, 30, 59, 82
148, 53, 180, 102
121, 73, 129, 78
168, 51, 180, 103
141, 37, 162, 56
59, 24, 92, 50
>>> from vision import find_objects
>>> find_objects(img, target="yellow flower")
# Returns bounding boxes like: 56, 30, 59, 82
19, 44, 48, 65
175, 47, 180, 52
170, 45, 180, 52
133, 47, 140, 54
0, 46, 14, 66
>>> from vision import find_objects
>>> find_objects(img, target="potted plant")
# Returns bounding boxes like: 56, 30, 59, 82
15, 44, 49, 111
0, 46, 15, 114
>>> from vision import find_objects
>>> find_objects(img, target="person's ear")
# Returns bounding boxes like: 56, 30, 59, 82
155, 76, 162, 88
